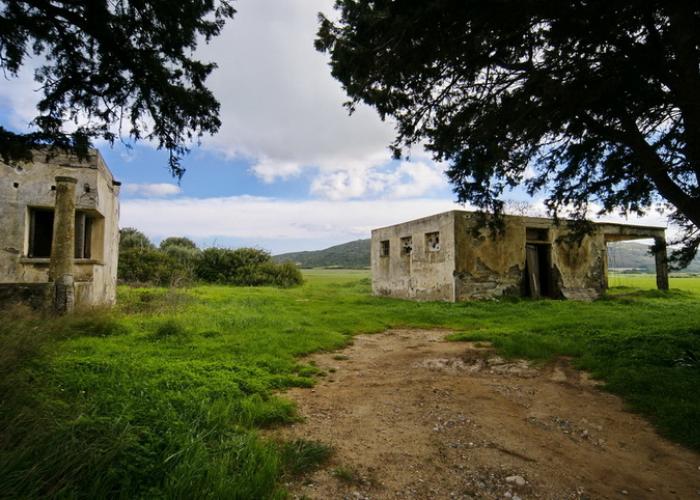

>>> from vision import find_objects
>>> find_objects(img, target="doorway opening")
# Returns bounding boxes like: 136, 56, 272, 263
525, 243, 553, 298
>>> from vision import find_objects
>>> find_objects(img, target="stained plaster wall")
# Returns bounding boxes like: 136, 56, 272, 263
550, 227, 608, 300
453, 213, 526, 299
373, 210, 665, 302
371, 211, 456, 301
454, 212, 610, 300
0, 150, 120, 307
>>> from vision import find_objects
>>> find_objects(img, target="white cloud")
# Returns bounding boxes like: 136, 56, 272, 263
310, 161, 448, 200
121, 195, 464, 252
120, 195, 678, 255
204, 0, 394, 162
200, 0, 405, 190
0, 0, 449, 202
0, 62, 43, 129
250, 158, 302, 183
388, 162, 447, 198
524, 198, 670, 228
122, 183, 182, 197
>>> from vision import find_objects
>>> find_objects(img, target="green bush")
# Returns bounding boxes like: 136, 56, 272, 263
195, 247, 270, 283
118, 248, 194, 286
119, 231, 200, 286
159, 237, 198, 250
258, 261, 305, 288
119, 227, 154, 251
195, 248, 303, 287
119, 235, 302, 288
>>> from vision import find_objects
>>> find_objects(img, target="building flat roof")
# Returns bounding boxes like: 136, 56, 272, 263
372, 209, 666, 232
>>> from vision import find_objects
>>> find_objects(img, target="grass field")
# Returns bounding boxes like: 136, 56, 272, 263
1, 271, 699, 498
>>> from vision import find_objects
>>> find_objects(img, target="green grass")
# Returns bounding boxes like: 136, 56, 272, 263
1, 271, 699, 498
331, 465, 363, 484
279, 439, 333, 476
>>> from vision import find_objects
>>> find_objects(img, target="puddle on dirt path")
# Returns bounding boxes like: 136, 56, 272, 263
271, 329, 700, 500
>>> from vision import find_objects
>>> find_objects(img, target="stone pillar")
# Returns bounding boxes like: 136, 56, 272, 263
653, 237, 669, 291
50, 176, 77, 313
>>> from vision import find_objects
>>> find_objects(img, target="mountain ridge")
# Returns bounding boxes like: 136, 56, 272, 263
274, 239, 700, 272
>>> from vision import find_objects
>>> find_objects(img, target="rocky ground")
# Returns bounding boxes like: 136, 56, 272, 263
270, 329, 700, 499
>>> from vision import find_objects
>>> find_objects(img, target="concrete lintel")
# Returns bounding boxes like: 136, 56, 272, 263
55, 175, 78, 184
600, 224, 666, 242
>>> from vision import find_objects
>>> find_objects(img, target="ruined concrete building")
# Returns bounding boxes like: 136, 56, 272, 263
371, 210, 668, 301
0, 150, 120, 311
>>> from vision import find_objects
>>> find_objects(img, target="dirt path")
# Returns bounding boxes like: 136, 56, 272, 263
272, 329, 700, 500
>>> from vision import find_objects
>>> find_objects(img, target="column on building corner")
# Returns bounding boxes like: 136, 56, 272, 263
653, 236, 669, 291
49, 176, 78, 313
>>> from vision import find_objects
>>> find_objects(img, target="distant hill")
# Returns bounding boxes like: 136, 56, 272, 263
607, 242, 657, 271
274, 239, 700, 273
608, 241, 700, 273
273, 239, 371, 269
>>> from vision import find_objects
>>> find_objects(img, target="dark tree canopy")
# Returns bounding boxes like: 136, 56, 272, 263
317, 0, 700, 267
0, 0, 235, 177
160, 236, 198, 250
119, 227, 153, 251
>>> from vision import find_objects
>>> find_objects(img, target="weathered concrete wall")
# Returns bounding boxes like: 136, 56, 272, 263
371, 211, 456, 301
453, 213, 526, 300
0, 283, 53, 310
0, 149, 120, 308
549, 226, 606, 300
372, 210, 666, 302
87, 153, 121, 305
455, 214, 618, 300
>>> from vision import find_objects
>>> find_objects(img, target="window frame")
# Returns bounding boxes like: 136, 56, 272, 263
425, 231, 441, 252
27, 207, 55, 258
400, 236, 413, 256
26, 207, 95, 260
379, 239, 390, 258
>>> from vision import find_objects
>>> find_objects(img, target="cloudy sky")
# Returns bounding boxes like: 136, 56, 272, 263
0, 0, 668, 253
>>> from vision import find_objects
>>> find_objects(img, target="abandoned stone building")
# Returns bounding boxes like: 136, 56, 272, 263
371, 210, 668, 301
0, 149, 120, 311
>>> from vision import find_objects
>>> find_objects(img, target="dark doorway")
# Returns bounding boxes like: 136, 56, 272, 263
525, 243, 553, 298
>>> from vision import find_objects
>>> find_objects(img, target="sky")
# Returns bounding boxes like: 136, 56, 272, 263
0, 0, 669, 254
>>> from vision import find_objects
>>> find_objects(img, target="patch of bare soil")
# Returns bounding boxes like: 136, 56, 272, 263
271, 329, 700, 500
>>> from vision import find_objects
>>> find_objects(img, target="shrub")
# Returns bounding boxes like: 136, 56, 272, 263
258, 261, 304, 288
118, 248, 193, 286
195, 248, 302, 287
119, 227, 154, 251
119, 241, 302, 288
161, 245, 201, 282
160, 237, 198, 250
119, 234, 201, 286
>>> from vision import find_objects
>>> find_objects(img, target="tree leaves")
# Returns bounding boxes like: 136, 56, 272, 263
317, 0, 700, 266
0, 0, 235, 177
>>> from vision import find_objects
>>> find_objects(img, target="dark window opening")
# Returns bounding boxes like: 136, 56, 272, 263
426, 231, 440, 251
28, 209, 54, 258
526, 227, 549, 242
74, 212, 92, 259
400, 236, 412, 256
28, 209, 93, 259
525, 243, 553, 298
380, 240, 390, 257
